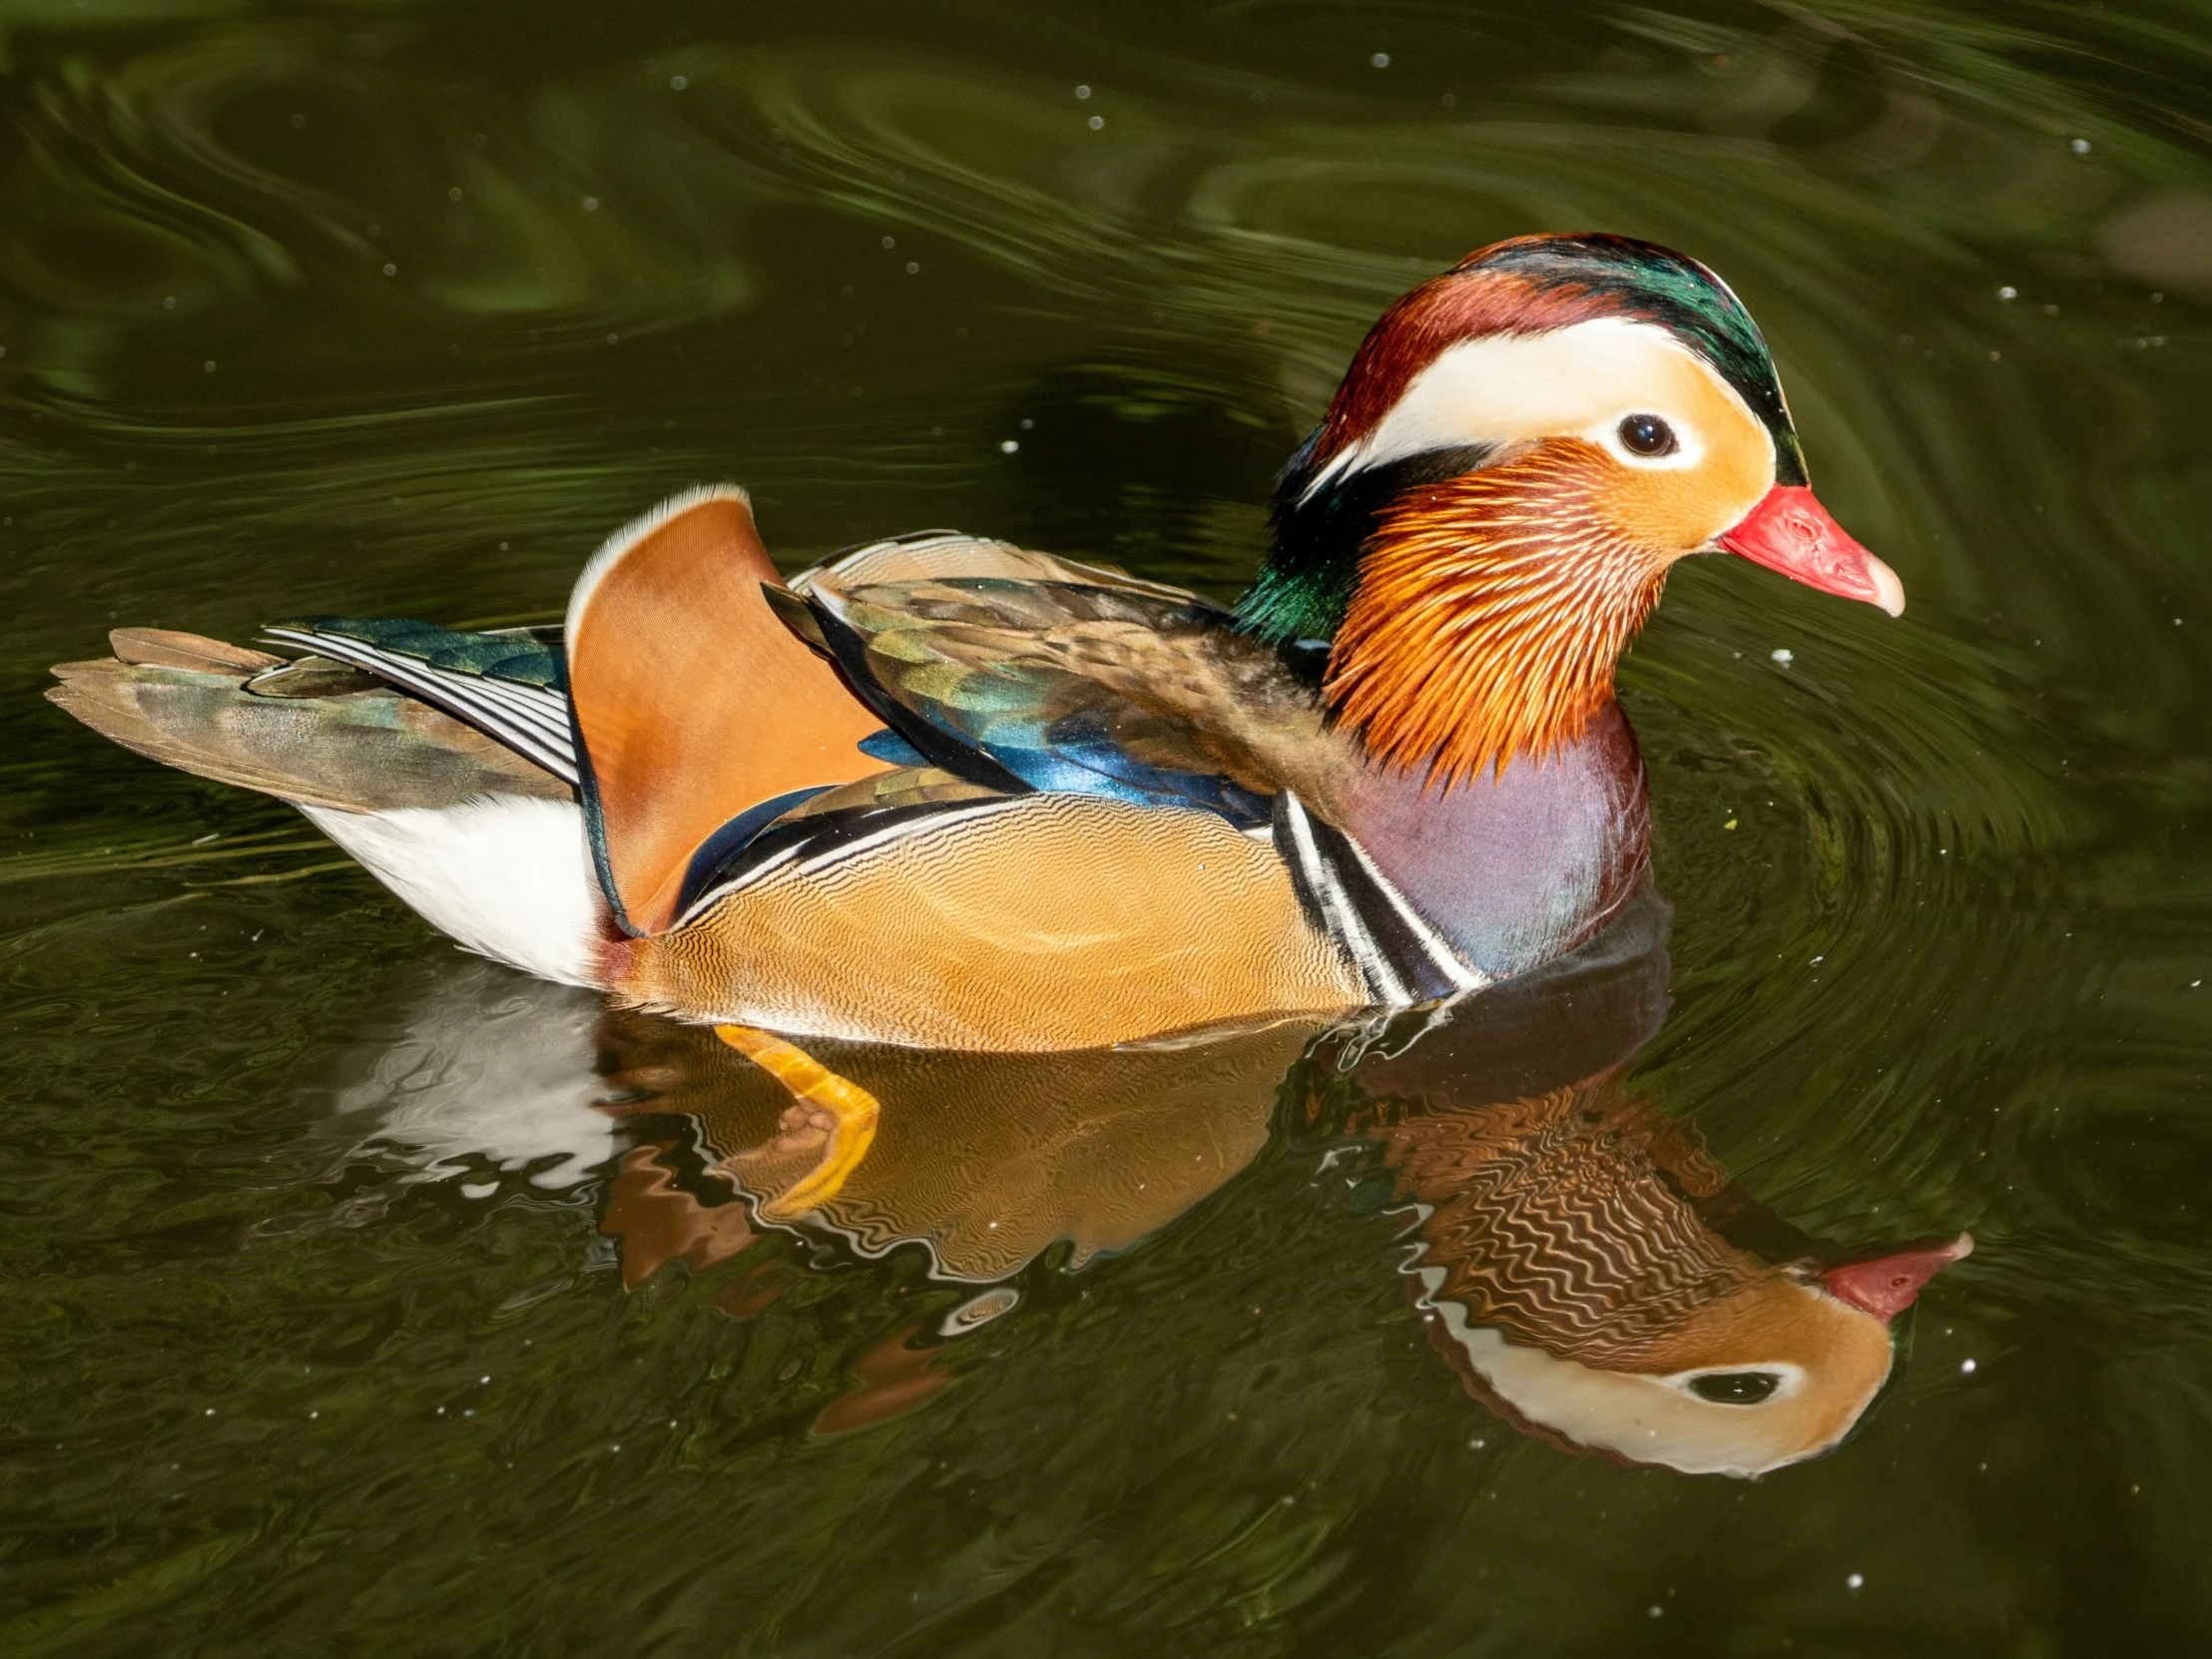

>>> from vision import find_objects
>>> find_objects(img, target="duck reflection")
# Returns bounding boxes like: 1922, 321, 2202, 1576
1360, 1063, 1968, 1478
595, 1011, 1315, 1284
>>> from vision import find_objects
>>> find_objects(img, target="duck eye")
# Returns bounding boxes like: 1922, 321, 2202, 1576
1617, 413, 1679, 457
1689, 1372, 1780, 1404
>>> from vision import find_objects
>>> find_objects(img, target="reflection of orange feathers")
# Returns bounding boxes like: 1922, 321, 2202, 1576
1380, 1077, 1765, 1370
1330, 440, 1667, 789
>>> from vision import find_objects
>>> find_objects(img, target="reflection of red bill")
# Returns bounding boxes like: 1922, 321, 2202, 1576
1821, 1233, 1974, 1321
1717, 484, 1906, 618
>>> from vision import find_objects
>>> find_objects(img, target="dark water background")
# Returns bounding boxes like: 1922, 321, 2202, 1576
5, 0, 2212, 1652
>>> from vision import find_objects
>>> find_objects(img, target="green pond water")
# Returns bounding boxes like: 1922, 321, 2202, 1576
5, 0, 2212, 1651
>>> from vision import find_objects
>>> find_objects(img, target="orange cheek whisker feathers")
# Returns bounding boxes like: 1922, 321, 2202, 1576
1327, 440, 1668, 791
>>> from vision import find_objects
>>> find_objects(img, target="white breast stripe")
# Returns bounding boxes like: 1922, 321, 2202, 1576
1332, 829, 1491, 993
1281, 793, 1411, 1006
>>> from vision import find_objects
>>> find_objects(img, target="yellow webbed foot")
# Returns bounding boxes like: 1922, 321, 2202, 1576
713, 1025, 880, 1220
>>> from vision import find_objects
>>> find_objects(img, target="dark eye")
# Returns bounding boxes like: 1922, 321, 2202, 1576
1618, 413, 1679, 457
1689, 1372, 1780, 1404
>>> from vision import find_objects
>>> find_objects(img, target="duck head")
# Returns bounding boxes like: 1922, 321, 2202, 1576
1371, 1065, 1969, 1477
1239, 232, 1904, 788
1422, 1233, 1973, 1478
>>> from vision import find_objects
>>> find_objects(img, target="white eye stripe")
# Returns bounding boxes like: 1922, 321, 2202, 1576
1306, 316, 1763, 493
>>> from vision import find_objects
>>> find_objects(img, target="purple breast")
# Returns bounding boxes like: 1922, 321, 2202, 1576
1335, 700, 1650, 979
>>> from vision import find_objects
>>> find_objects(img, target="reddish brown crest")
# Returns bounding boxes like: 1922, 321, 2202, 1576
1306, 237, 1643, 477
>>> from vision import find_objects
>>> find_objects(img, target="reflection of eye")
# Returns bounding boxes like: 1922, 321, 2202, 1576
1618, 413, 1679, 457
1690, 1372, 1780, 1404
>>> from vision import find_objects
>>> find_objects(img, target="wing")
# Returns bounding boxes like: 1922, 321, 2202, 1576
562, 487, 890, 935
786, 539, 1349, 830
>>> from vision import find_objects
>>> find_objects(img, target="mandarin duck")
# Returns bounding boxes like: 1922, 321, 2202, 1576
50, 234, 1903, 1157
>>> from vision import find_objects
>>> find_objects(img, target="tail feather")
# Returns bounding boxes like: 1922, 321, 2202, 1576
50, 629, 602, 984
48, 632, 569, 814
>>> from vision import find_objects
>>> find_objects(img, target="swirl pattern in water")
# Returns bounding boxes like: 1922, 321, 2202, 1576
4, 1, 2212, 1652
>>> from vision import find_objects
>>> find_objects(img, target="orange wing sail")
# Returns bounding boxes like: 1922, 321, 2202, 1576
565, 486, 888, 934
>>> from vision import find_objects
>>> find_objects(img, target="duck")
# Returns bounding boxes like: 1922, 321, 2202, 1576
50, 233, 1903, 1074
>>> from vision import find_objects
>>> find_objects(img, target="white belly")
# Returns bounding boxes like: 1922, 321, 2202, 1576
299, 796, 603, 988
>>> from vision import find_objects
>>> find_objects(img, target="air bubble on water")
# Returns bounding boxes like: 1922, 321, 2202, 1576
1997, 285, 2017, 301
1961, 1358, 1977, 1374
1771, 648, 1793, 664
1000, 440, 1019, 453
1075, 85, 1091, 100
670, 75, 688, 91
2070, 137, 2092, 154
1847, 1573, 1866, 1590
1372, 52, 1391, 67
1088, 115, 1104, 130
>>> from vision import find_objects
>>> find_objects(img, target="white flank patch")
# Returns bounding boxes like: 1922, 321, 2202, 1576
300, 797, 603, 987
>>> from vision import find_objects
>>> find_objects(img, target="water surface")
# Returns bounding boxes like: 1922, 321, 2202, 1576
6, 1, 2212, 1652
